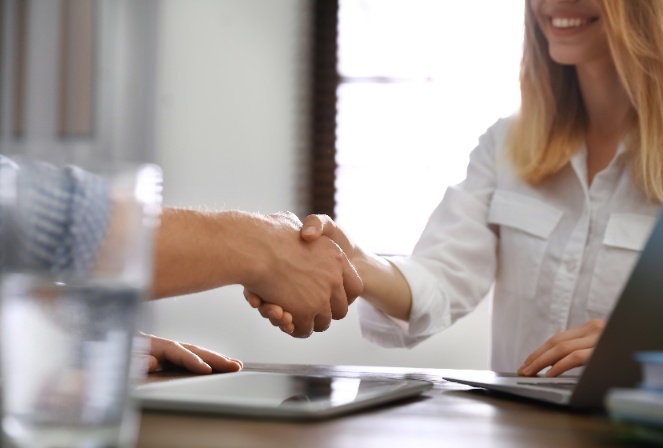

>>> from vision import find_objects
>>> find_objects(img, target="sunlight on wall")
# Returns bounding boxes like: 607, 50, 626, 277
336, 0, 525, 255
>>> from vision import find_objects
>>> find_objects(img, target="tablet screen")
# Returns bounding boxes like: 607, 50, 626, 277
135, 371, 432, 420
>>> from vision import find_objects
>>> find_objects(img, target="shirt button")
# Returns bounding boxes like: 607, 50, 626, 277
566, 260, 577, 273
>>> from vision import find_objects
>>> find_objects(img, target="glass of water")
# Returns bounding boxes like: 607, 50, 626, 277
0, 162, 162, 448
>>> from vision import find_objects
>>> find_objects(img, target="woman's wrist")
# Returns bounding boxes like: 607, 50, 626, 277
355, 250, 412, 321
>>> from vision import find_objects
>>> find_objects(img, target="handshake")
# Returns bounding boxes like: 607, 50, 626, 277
148, 208, 364, 372
240, 211, 361, 338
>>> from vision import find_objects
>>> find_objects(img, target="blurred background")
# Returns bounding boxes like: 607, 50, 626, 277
0, 0, 525, 369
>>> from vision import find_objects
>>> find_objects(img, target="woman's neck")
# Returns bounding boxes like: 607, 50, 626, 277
577, 58, 631, 137
576, 58, 632, 184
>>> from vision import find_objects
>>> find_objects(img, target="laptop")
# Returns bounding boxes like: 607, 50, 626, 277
444, 209, 663, 409
135, 371, 433, 420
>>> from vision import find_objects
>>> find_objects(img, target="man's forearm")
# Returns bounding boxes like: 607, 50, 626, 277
151, 208, 259, 299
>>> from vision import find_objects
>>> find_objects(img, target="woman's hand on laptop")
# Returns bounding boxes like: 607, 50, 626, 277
517, 319, 606, 377
142, 333, 243, 374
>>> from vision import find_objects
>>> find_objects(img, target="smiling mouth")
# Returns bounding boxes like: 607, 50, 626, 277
550, 17, 598, 29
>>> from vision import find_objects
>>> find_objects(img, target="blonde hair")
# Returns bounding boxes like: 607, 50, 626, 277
508, 0, 663, 202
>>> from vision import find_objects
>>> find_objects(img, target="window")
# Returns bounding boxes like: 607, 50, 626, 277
332, 0, 524, 255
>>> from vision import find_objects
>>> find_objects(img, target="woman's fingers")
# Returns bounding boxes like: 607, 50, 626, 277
518, 319, 605, 377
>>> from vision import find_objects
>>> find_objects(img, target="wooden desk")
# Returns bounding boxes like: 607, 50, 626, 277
136, 363, 632, 448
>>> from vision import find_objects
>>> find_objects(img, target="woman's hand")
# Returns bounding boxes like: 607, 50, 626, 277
142, 333, 243, 374
518, 319, 605, 377
300, 214, 358, 268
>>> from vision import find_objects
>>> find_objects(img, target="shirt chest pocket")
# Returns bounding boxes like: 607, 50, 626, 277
587, 213, 657, 316
488, 190, 563, 301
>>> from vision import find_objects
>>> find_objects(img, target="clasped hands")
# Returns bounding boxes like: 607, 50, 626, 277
242, 211, 362, 338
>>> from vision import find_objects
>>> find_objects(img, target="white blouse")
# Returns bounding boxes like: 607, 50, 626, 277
358, 117, 662, 372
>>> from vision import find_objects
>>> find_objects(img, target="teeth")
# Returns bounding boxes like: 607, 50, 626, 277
551, 17, 590, 28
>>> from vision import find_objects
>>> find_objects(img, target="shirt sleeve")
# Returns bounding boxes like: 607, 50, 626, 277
358, 118, 507, 349
0, 155, 111, 275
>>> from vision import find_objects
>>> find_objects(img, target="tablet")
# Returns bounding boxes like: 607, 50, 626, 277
135, 371, 433, 420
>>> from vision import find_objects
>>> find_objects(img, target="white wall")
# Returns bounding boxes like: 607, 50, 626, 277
149, 0, 490, 369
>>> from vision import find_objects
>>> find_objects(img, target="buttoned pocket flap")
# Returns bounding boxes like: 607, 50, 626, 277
488, 190, 563, 239
603, 213, 657, 251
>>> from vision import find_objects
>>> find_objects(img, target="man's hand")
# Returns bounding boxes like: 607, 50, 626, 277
241, 212, 362, 338
142, 333, 243, 374
517, 319, 605, 377
243, 296, 296, 334
245, 213, 363, 335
